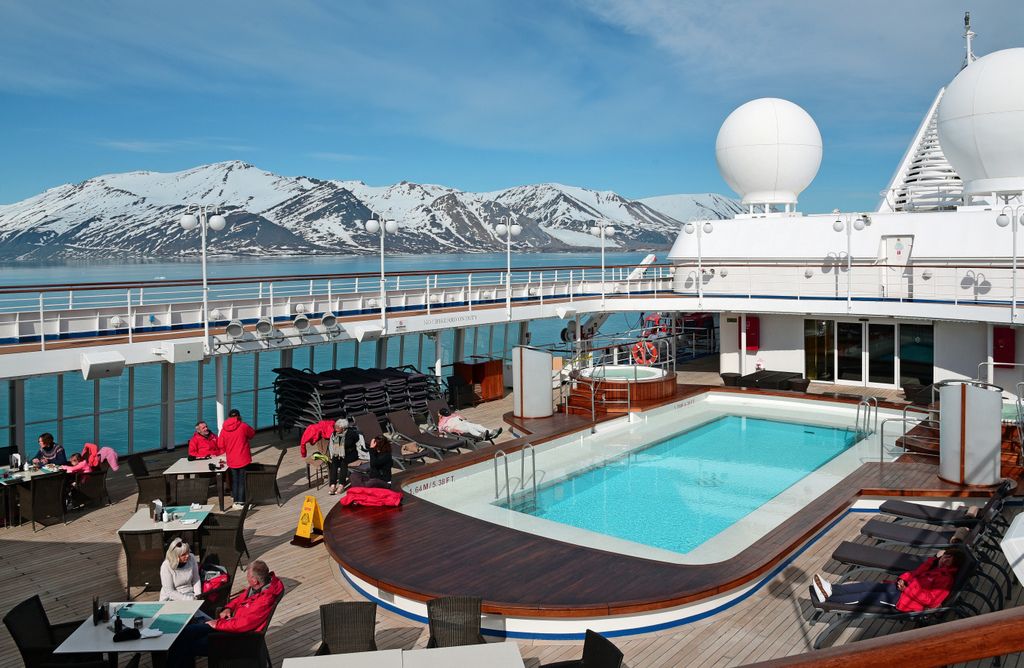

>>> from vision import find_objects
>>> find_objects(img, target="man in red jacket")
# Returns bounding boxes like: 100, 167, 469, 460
188, 421, 223, 460
167, 559, 284, 668
220, 409, 255, 510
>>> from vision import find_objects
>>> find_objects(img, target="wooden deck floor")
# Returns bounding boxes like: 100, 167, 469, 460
1, 391, 1022, 667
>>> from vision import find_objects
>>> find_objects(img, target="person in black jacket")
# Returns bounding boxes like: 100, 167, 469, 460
367, 436, 393, 484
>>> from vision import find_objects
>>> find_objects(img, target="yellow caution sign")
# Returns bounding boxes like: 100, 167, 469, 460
290, 495, 325, 547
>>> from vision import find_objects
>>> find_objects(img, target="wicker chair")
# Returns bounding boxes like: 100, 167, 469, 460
425, 596, 485, 648
127, 455, 168, 510
543, 629, 624, 667
17, 473, 66, 531
305, 438, 328, 489
119, 529, 164, 599
245, 448, 286, 506
200, 502, 251, 562
3, 595, 100, 667
315, 602, 378, 655
174, 477, 211, 506
72, 462, 110, 509
208, 596, 281, 668
198, 550, 242, 617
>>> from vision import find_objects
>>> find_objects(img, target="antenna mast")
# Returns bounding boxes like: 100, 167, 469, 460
962, 12, 976, 70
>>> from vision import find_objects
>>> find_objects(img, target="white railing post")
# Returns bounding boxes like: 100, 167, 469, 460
127, 289, 133, 343
38, 293, 45, 351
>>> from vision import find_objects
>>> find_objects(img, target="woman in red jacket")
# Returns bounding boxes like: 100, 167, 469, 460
188, 421, 223, 460
812, 548, 965, 610
219, 409, 255, 510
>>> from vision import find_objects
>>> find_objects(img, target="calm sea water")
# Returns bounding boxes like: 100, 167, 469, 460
1, 252, 654, 453
512, 416, 856, 554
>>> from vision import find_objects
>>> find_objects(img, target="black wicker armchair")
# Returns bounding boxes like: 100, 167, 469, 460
245, 448, 286, 507
425, 596, 485, 648
543, 629, 624, 667
72, 462, 110, 509
173, 477, 211, 506
17, 473, 66, 531
3, 595, 100, 667
119, 529, 164, 599
127, 455, 168, 510
315, 602, 378, 655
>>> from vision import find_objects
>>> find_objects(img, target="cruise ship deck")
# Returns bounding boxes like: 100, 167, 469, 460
2, 362, 1021, 668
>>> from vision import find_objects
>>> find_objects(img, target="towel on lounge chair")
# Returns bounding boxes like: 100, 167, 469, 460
339, 487, 403, 507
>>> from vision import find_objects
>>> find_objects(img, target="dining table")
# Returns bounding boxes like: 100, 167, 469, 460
118, 504, 214, 534
163, 456, 228, 510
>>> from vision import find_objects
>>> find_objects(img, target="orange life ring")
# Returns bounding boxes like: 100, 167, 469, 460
631, 340, 658, 365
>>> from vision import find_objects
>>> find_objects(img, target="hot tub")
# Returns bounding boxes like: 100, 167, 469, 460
579, 364, 667, 382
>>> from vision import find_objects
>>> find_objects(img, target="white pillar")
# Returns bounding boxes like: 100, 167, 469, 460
214, 355, 226, 430
739, 314, 747, 376
986, 323, 994, 384
453, 328, 466, 363
518, 321, 530, 346
433, 333, 443, 379
9, 379, 25, 457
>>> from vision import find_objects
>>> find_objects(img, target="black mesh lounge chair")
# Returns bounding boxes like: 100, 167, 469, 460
201, 502, 252, 563
426, 596, 485, 648
808, 554, 979, 649
245, 447, 286, 507
208, 596, 280, 668
543, 629, 624, 667
17, 473, 66, 531
315, 602, 378, 655
3, 595, 101, 667
387, 409, 464, 458
174, 477, 211, 506
119, 529, 164, 599
878, 479, 1013, 528
127, 455, 167, 510
424, 398, 489, 449
861, 502, 1005, 553
352, 413, 428, 470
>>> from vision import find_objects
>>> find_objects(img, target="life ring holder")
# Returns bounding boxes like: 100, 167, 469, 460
631, 340, 659, 365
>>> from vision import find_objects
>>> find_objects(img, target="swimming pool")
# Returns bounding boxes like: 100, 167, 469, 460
506, 415, 856, 554
411, 392, 897, 564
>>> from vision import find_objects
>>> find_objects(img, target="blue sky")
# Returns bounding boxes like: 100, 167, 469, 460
2, 1, 1022, 212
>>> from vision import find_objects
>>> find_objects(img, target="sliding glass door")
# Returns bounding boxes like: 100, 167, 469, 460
804, 319, 834, 381
836, 322, 863, 383
867, 324, 896, 386
803, 319, 933, 389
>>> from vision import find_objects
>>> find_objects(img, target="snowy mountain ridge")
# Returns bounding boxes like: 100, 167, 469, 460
0, 161, 744, 260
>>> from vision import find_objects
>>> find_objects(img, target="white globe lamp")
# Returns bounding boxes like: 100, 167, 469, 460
938, 48, 1024, 196
179, 214, 198, 231
590, 226, 600, 237
364, 219, 380, 234
384, 220, 398, 234
495, 223, 508, 236
715, 98, 822, 208
509, 224, 522, 237
208, 214, 226, 231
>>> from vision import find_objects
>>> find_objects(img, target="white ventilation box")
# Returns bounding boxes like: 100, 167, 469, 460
155, 341, 205, 364
80, 351, 127, 380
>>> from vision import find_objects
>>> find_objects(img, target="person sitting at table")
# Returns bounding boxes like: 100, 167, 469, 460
367, 436, 394, 485
437, 407, 503, 441
59, 452, 93, 474
167, 559, 284, 668
160, 538, 203, 602
188, 421, 222, 460
32, 432, 67, 467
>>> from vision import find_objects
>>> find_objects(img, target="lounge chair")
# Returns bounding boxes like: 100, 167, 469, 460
861, 501, 1006, 553
543, 629, 624, 667
387, 409, 465, 459
351, 413, 428, 470
877, 479, 1013, 528
246, 447, 286, 507
808, 553, 980, 649
425, 397, 493, 449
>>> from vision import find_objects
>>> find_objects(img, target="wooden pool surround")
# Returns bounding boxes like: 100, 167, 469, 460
324, 386, 1007, 618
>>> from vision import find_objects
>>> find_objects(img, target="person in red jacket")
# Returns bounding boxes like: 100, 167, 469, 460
220, 409, 255, 510
812, 547, 965, 610
188, 421, 223, 460
167, 559, 284, 668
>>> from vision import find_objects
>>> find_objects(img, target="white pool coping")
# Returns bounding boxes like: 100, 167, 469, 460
408, 392, 908, 565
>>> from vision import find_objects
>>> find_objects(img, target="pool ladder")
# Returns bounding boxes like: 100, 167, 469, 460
493, 444, 537, 508
856, 397, 878, 437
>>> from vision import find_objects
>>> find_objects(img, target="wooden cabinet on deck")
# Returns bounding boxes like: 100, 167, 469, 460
453, 358, 504, 403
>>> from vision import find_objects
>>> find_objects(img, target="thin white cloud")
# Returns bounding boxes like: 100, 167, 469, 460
306, 152, 365, 162
95, 138, 254, 153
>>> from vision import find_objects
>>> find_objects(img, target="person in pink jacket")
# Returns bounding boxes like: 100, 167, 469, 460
219, 409, 255, 509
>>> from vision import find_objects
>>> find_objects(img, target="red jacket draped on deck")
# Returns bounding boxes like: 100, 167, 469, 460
896, 556, 958, 612
219, 417, 255, 469
339, 487, 403, 507
299, 420, 335, 458
213, 572, 284, 633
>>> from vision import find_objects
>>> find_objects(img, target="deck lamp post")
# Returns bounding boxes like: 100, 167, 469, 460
494, 217, 522, 319
684, 218, 713, 306
589, 221, 616, 307
996, 205, 1024, 322
179, 205, 228, 352
833, 210, 866, 312
357, 214, 399, 332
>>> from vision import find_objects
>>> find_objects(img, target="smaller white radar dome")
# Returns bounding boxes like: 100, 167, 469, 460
937, 48, 1024, 196
715, 98, 822, 207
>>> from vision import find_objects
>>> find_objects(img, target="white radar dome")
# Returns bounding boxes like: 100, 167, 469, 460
937, 48, 1024, 196
715, 98, 822, 207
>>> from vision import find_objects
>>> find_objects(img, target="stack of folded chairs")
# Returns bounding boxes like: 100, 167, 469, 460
274, 366, 442, 434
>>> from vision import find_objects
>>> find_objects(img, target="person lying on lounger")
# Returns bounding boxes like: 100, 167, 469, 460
811, 547, 964, 611
437, 408, 502, 441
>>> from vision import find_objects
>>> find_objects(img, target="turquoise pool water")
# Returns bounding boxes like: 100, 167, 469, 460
507, 416, 857, 554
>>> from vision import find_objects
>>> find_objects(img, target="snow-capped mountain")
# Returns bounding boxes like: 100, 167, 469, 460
0, 161, 743, 260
